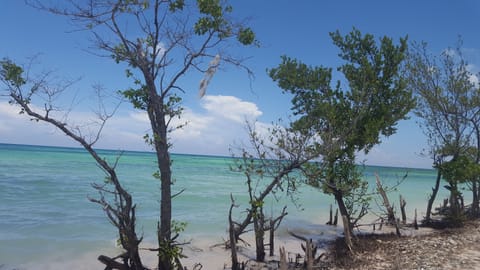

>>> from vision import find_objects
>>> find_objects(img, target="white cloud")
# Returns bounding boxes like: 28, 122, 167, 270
169, 95, 264, 155
201, 95, 262, 123
466, 64, 479, 87
0, 95, 266, 156
0, 101, 75, 146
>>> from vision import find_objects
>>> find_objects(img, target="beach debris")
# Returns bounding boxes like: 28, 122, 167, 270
326, 204, 339, 226
199, 54, 220, 98
279, 246, 288, 270
400, 195, 407, 224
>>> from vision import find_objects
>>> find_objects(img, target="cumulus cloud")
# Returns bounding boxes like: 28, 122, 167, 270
0, 95, 267, 156
200, 95, 263, 123
169, 95, 264, 155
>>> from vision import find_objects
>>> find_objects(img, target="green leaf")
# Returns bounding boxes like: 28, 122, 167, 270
237, 27, 255, 45
169, 0, 185, 12
0, 59, 26, 87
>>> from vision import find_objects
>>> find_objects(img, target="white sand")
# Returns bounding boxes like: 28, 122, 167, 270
178, 225, 343, 270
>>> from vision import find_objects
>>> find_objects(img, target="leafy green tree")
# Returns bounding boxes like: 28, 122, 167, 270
405, 40, 480, 223
26, 0, 256, 269
269, 28, 414, 232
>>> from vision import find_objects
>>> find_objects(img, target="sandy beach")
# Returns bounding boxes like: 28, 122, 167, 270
181, 220, 480, 270
13, 220, 480, 270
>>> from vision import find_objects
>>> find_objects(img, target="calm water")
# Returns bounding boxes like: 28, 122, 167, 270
0, 143, 452, 269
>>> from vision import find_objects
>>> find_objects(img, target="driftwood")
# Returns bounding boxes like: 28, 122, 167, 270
326, 205, 339, 226
375, 174, 396, 224
269, 219, 275, 257
414, 208, 419, 230
333, 208, 338, 226
376, 174, 401, 236
279, 246, 288, 270
288, 231, 323, 268
302, 240, 314, 270
98, 255, 129, 270
400, 195, 407, 224
326, 204, 333, 225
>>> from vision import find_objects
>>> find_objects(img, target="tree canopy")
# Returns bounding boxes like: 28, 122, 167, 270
269, 28, 415, 231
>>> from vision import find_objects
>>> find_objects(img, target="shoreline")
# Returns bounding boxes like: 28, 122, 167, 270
8, 220, 480, 270
180, 219, 480, 270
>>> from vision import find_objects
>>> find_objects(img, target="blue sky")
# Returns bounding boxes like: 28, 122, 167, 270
1, 0, 479, 169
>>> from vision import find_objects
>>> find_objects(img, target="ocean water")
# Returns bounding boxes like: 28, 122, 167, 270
0, 143, 453, 269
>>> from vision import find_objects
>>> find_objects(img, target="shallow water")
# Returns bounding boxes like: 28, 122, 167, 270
0, 143, 454, 269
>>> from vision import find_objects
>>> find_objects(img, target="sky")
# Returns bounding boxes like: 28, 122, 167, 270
1, 0, 479, 169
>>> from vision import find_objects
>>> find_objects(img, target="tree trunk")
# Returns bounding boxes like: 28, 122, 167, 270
414, 208, 418, 230
448, 182, 463, 223
472, 121, 480, 218
341, 215, 353, 253
253, 207, 266, 262
399, 195, 407, 224
229, 196, 239, 270
269, 219, 274, 257
472, 181, 479, 217
305, 240, 314, 270
157, 147, 172, 267
375, 175, 395, 224
333, 208, 338, 226
476, 182, 480, 217
327, 204, 333, 225
146, 87, 173, 269
334, 191, 352, 234
425, 169, 442, 223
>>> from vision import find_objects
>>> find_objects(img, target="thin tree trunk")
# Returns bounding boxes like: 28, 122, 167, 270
425, 169, 442, 223
472, 180, 479, 217
229, 196, 239, 270
253, 207, 266, 262
146, 86, 173, 269
305, 240, 313, 270
269, 219, 274, 257
472, 121, 480, 217
342, 215, 353, 253
399, 195, 407, 224
414, 208, 418, 230
376, 175, 395, 224
450, 182, 460, 219
327, 204, 333, 225
334, 191, 352, 234
333, 208, 338, 226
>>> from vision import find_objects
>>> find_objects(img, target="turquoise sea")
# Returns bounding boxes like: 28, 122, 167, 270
0, 143, 453, 269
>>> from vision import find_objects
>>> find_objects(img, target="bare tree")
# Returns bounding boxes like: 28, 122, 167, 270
229, 122, 319, 263
27, 1, 256, 268
1, 58, 147, 269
